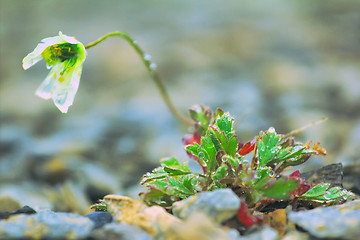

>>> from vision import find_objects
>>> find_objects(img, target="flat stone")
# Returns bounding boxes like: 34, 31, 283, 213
172, 189, 241, 223
93, 222, 153, 240
0, 211, 94, 239
288, 199, 360, 239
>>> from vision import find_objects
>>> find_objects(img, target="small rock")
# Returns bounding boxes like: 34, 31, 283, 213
0, 211, 94, 239
0, 196, 21, 212
104, 194, 181, 237
0, 205, 36, 220
85, 211, 113, 229
288, 199, 360, 239
241, 226, 278, 240
93, 222, 153, 240
13, 205, 36, 215
172, 189, 241, 223
166, 212, 241, 240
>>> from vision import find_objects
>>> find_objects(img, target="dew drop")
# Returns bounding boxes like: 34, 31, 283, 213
268, 127, 275, 133
144, 53, 152, 61
149, 63, 157, 70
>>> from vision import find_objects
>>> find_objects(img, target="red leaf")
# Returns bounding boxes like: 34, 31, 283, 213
239, 137, 256, 156
182, 130, 201, 146
289, 170, 300, 178
289, 182, 311, 197
237, 201, 261, 227
288, 170, 310, 197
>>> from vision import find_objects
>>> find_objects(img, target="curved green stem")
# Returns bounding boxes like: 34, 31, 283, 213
84, 31, 193, 126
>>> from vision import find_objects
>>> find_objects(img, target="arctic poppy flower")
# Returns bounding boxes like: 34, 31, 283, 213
23, 31, 86, 113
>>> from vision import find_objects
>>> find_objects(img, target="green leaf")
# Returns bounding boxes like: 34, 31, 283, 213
200, 134, 217, 172
167, 176, 194, 195
227, 136, 238, 157
189, 105, 213, 135
215, 113, 234, 140
161, 157, 181, 168
161, 157, 191, 172
258, 128, 281, 167
300, 183, 329, 198
182, 175, 198, 192
262, 178, 299, 199
299, 184, 355, 204
186, 144, 200, 157
213, 163, 228, 183
163, 167, 191, 175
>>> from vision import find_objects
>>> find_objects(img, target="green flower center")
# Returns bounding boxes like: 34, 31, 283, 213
42, 43, 79, 66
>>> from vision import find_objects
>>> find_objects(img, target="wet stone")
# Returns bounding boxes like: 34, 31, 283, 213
0, 211, 94, 239
93, 222, 153, 240
85, 211, 113, 229
288, 199, 360, 239
172, 189, 241, 224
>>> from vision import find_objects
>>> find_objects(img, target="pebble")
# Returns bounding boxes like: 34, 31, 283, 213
0, 211, 94, 239
288, 199, 360, 239
85, 211, 113, 229
172, 189, 241, 223
12, 205, 36, 215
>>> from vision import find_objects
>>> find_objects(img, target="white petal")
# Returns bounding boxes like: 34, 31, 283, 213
22, 35, 65, 70
35, 64, 63, 99
22, 54, 43, 70
59, 31, 81, 45
51, 63, 83, 113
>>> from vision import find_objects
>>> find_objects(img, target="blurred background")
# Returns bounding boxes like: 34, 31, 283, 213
1, 0, 359, 214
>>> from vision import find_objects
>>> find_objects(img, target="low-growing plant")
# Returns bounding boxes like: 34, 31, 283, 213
139, 105, 354, 213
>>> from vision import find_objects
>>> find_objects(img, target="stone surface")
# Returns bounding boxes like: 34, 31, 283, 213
13, 205, 36, 215
240, 226, 278, 240
164, 212, 241, 240
85, 211, 113, 229
172, 189, 241, 223
282, 230, 309, 240
288, 199, 360, 239
0, 211, 94, 239
104, 194, 181, 237
93, 222, 153, 240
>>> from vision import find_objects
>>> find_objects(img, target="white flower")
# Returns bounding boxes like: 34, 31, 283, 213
23, 31, 87, 113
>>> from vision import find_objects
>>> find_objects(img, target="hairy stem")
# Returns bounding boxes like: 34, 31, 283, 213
84, 31, 193, 126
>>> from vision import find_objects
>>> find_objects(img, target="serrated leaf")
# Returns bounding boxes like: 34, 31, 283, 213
161, 157, 181, 167
215, 113, 234, 140
300, 183, 330, 198
167, 176, 194, 195
299, 184, 354, 204
189, 105, 213, 135
258, 128, 281, 167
